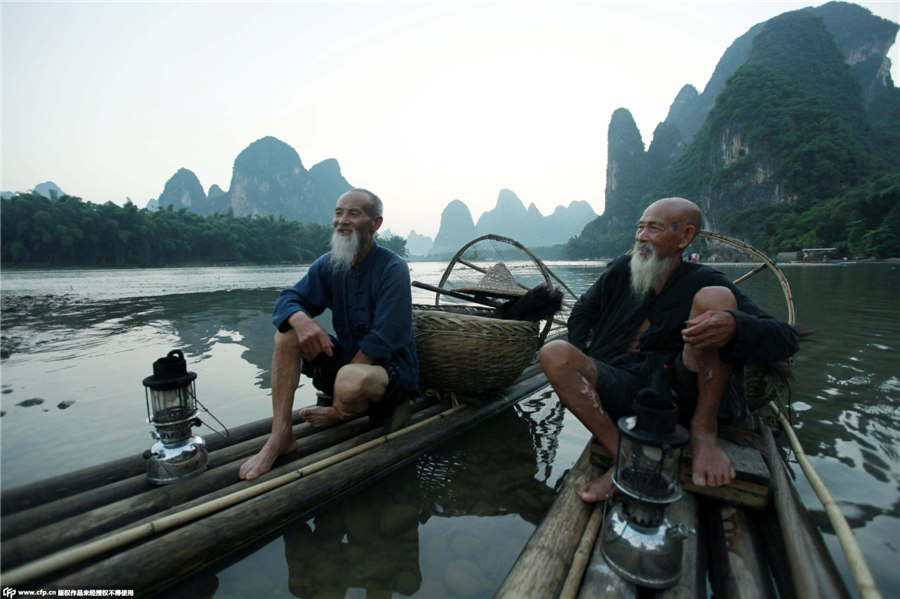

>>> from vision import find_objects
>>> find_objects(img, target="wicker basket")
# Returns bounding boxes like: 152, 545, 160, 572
413, 305, 539, 395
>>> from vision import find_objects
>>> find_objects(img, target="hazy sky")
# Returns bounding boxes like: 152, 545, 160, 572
2, 2, 897, 239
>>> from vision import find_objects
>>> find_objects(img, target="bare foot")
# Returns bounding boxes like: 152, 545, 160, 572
691, 434, 736, 487
239, 434, 296, 480
577, 467, 615, 503
299, 406, 344, 428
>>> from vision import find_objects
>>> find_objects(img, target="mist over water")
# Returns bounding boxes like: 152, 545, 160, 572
1, 262, 897, 598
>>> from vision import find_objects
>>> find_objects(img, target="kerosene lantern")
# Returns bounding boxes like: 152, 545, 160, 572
600, 388, 693, 588
142, 349, 210, 484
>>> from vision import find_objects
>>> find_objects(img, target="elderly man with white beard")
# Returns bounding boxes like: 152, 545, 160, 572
539, 197, 799, 502
240, 189, 418, 480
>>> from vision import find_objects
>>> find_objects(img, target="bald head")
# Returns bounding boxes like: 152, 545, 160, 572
635, 197, 702, 264
647, 197, 702, 233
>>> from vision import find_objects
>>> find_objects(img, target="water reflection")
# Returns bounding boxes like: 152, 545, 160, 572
282, 467, 425, 599
1, 287, 299, 489
2, 289, 279, 374
417, 395, 560, 524
162, 397, 562, 599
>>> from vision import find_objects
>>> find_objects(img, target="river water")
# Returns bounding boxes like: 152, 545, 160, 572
1, 261, 897, 598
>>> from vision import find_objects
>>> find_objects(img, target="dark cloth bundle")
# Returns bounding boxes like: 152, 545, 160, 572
494, 284, 563, 322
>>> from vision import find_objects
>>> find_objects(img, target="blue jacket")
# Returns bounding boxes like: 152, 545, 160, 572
272, 243, 419, 392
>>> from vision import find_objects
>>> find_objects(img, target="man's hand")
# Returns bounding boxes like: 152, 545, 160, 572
682, 310, 736, 350
287, 311, 334, 357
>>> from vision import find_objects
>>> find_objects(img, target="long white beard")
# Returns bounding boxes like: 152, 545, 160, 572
330, 229, 362, 274
630, 242, 674, 299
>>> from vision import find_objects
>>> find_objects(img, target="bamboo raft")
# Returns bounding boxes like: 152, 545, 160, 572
492, 232, 880, 599
1, 365, 867, 599
495, 418, 854, 599
0, 363, 550, 595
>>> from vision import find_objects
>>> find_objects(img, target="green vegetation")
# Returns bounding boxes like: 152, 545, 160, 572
705, 64, 870, 203
1, 193, 336, 267
1, 193, 410, 267
723, 173, 900, 259
377, 234, 409, 258
564, 221, 634, 260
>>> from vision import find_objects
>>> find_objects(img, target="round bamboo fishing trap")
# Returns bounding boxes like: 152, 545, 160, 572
412, 235, 578, 396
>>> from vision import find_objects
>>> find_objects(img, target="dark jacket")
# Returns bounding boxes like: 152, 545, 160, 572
567, 255, 799, 368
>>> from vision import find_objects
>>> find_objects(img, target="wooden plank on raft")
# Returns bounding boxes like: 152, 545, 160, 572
704, 498, 778, 599
759, 425, 850, 599
655, 492, 705, 599
0, 409, 405, 569
0, 411, 380, 545
572, 494, 638, 599
576, 537, 637, 599
590, 436, 771, 509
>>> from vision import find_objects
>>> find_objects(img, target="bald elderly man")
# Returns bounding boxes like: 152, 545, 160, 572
540, 197, 799, 501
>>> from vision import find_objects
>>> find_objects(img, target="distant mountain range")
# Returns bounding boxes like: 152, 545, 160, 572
429, 190, 596, 255
148, 135, 595, 254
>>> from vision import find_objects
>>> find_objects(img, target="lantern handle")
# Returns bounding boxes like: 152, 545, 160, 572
194, 398, 229, 439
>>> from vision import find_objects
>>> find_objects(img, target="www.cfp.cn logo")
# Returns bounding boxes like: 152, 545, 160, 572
2, 588, 17, 598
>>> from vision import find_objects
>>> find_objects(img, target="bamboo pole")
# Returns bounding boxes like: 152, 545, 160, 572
5, 366, 551, 589
558, 503, 603, 599
412, 280, 503, 307
0, 405, 466, 587
770, 403, 882, 599
733, 263, 769, 285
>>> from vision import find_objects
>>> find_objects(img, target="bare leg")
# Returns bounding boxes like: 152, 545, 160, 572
300, 364, 388, 428
239, 331, 301, 480
683, 287, 738, 487
540, 340, 618, 502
